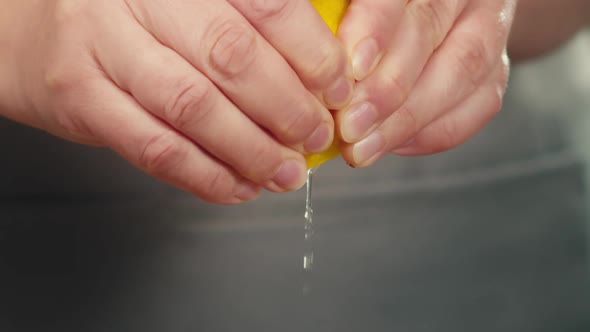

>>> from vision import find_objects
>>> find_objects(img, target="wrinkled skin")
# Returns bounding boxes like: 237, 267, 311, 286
1, 0, 589, 204
335, 0, 515, 166
0, 0, 353, 204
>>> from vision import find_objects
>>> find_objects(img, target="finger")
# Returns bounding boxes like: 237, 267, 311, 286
337, 0, 469, 144
340, 0, 512, 151
392, 76, 505, 156
66, 79, 262, 204
124, 0, 334, 154
338, 0, 406, 81
342, 60, 509, 166
227, 0, 353, 108
93, 13, 308, 193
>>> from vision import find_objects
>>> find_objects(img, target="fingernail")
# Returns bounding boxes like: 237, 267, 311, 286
272, 159, 306, 190
324, 77, 353, 108
304, 122, 332, 153
353, 132, 385, 165
234, 181, 260, 201
342, 102, 379, 143
353, 38, 381, 81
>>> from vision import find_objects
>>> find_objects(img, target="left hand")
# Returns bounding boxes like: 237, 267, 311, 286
334, 0, 515, 167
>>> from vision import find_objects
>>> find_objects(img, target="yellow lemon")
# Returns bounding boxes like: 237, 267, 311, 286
306, 0, 350, 169
310, 0, 349, 34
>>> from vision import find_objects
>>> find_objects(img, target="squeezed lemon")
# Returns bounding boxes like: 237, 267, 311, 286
306, 0, 350, 168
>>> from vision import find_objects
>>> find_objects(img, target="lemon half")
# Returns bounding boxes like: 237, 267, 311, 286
306, 0, 350, 168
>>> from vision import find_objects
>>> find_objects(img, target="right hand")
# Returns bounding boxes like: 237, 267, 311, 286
0, 0, 353, 204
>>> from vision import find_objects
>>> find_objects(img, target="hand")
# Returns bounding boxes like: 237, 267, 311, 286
334, 0, 515, 166
0, 0, 353, 203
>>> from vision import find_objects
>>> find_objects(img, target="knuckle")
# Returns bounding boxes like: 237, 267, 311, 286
247, 0, 292, 22
301, 45, 342, 88
242, 143, 282, 182
44, 66, 82, 101
453, 34, 490, 87
411, 0, 451, 48
44, 61, 94, 115
43, 50, 97, 139
390, 105, 419, 146
164, 79, 214, 129
207, 20, 258, 79
436, 118, 458, 152
44, 67, 100, 127
139, 133, 187, 175
197, 168, 234, 203
381, 75, 409, 112
43, 44, 94, 105
45, 2, 97, 103
278, 105, 318, 144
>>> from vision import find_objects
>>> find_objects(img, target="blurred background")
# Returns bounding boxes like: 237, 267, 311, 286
1, 30, 589, 332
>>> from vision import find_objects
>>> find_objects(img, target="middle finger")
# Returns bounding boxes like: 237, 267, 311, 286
124, 0, 335, 154
337, 0, 468, 143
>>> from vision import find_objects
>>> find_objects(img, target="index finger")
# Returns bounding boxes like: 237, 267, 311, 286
228, 0, 354, 109
124, 0, 335, 154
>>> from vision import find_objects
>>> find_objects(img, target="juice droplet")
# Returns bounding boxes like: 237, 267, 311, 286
303, 168, 315, 271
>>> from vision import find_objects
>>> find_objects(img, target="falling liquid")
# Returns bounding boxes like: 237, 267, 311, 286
303, 168, 315, 271
301, 168, 316, 295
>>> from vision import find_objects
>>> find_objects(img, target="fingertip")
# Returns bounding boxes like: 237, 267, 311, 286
339, 102, 379, 143
304, 121, 334, 154
323, 75, 354, 109
234, 180, 263, 202
339, 137, 384, 169
351, 131, 386, 166
267, 158, 307, 192
317, 41, 355, 110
